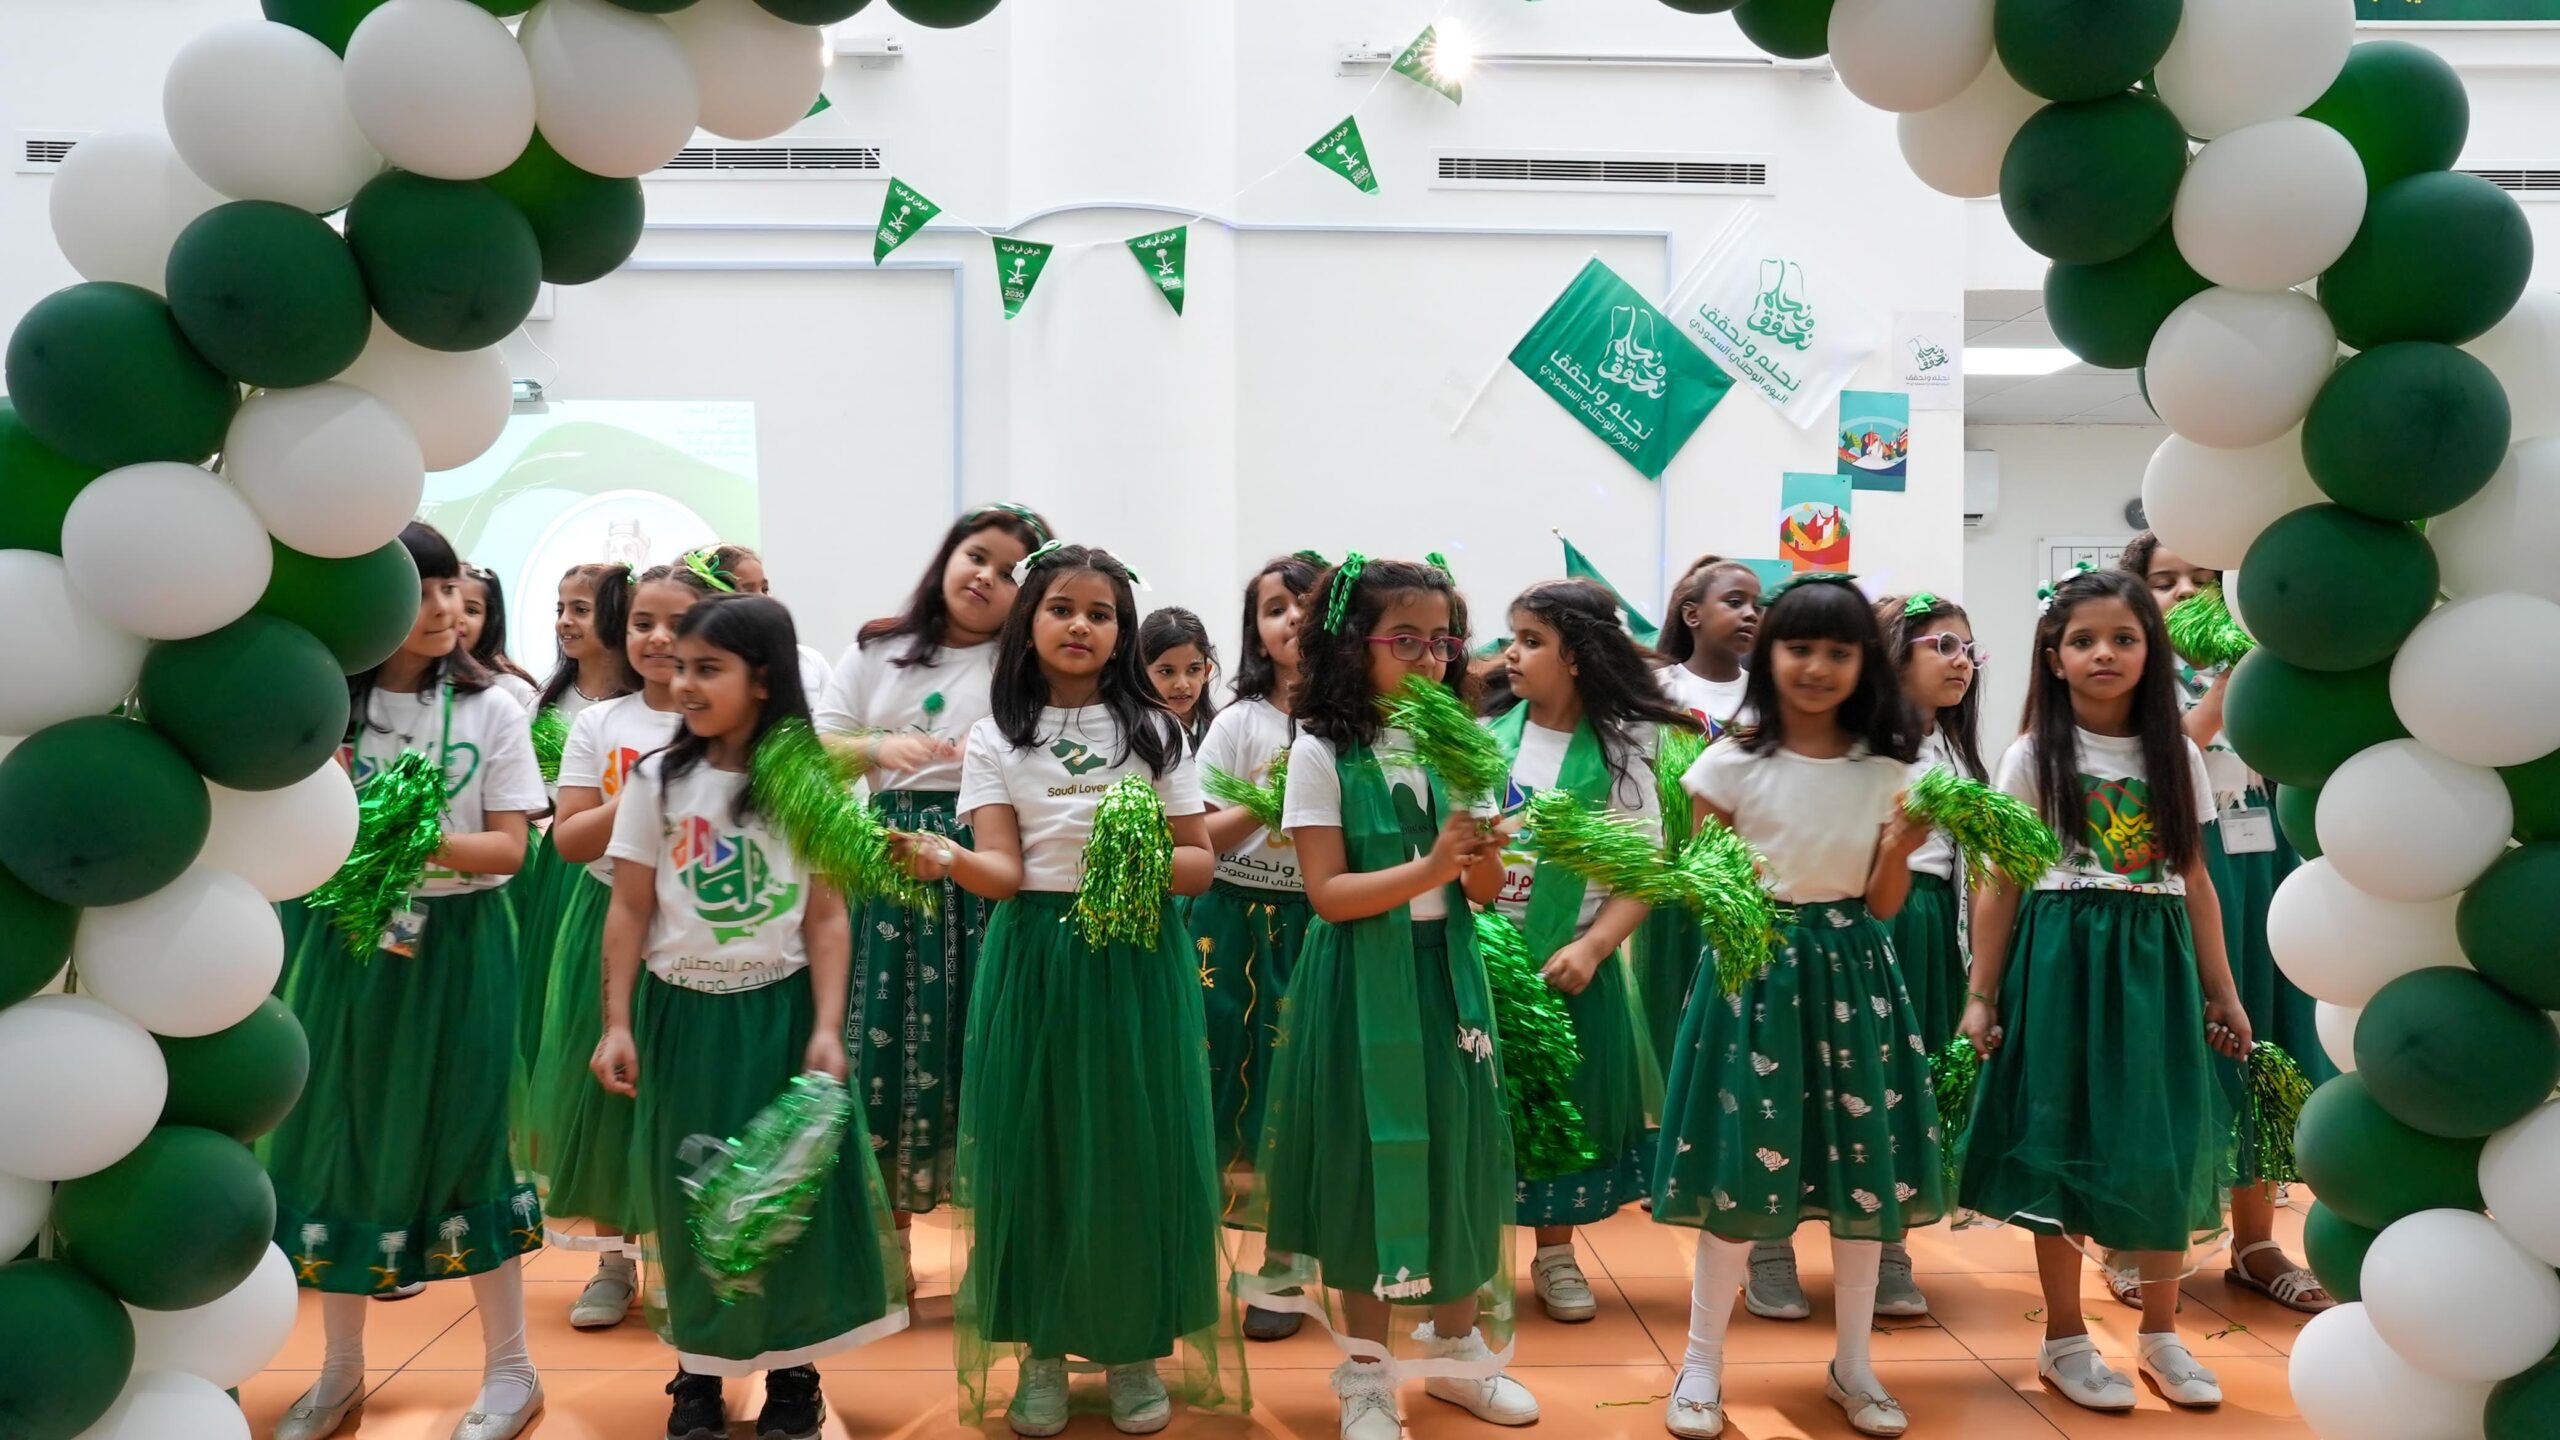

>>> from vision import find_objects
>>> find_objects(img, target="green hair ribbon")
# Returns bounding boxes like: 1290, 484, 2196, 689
1072, 775, 1175, 947
1201, 748, 1289, 834
1011, 538, 1066, 584
1379, 673, 1506, 807
1425, 550, 1454, 581
1323, 551, 1369, 634
529, 705, 570, 787
2165, 585, 2256, 669
748, 720, 927, 909
1904, 768, 2062, 892
968, 500, 1050, 545
681, 1071, 853, 1303
683, 548, 738, 594
1473, 910, 1595, 1181
1292, 549, 1328, 567
306, 750, 447, 960
1902, 592, 1942, 619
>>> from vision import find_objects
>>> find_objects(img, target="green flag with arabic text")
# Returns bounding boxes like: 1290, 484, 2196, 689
1127, 226, 1187, 315
1508, 258, 1732, 480
1307, 116, 1379, 194
874, 178, 940, 263
994, 237, 1054, 319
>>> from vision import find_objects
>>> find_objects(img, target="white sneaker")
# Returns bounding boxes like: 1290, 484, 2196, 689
1743, 1240, 1811, 1321
1664, 1367, 1724, 1438
1008, 1357, 1069, 1438
1824, 1363, 1908, 1437
1532, 1246, 1598, 1323
1419, 1327, 1539, 1425
1106, 1363, 1172, 1435
2138, 1334, 2223, 1408
2037, 1334, 2135, 1412
569, 1269, 634, 1329
1331, 1361, 1402, 1440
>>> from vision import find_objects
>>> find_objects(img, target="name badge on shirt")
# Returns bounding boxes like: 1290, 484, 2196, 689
2220, 805, 2276, 855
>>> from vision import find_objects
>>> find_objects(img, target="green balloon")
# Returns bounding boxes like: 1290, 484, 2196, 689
1994, 0, 2183, 103
260, 0, 388, 53
0, 717, 211, 908
754, 0, 870, 19
885, 0, 1002, 26
2457, 846, 2560, 1009
2503, 748, 2560, 843
598, 0, 698, 9
2302, 41, 2469, 194
467, 0, 534, 12
0, 863, 75, 1011
2, 282, 239, 470
1658, 0, 1747, 9
2321, 171, 2533, 350
2043, 225, 2208, 370
2000, 93, 2189, 265
2237, 505, 2438, 672
2355, 967, 2560, 1138
2490, 1357, 2560, 1440
2275, 782, 2322, 859
164, 201, 370, 389
157, 997, 310, 1143
54, 1126, 277, 1311
345, 173, 542, 353
0, 1260, 135, 1439
256, 538, 422, 675
2223, 654, 2407, 789
0, 400, 100, 556
2297, 1073, 2486, 1229
480, 133, 646, 287
2302, 1201, 2377, 1304
2302, 343, 2512, 523
139, 615, 348, 792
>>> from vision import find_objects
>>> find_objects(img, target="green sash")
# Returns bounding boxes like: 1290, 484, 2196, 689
1487, 708, 1612, 962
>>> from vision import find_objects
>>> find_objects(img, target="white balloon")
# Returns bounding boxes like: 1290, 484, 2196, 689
344, 0, 536, 181
75, 866, 283, 1039
2172, 118, 2367, 292
2433, 439, 2560, 605
47, 132, 227, 293
2317, 1001, 2361, 1076
72, 1371, 249, 1440
201, 766, 360, 903
125, 1245, 299, 1390
663, 0, 828, 142
2318, 740, 2514, 903
2139, 430, 2323, 572
59, 464, 273, 642
519, 0, 699, 178
162, 20, 381, 213
2269, 858, 2467, 1007
0, 1171, 49, 1258
0, 995, 168, 1181
2155, 0, 2355, 141
1895, 57, 2044, 200
2365, 1208, 2560, 1383
2465, 289, 2560, 444
223, 385, 425, 559
0, 551, 148, 736
2483, 1102, 2560, 1268
2146, 288, 2338, 450
1827, 0, 1992, 114
2392, 594, 2560, 769
2292, 1304, 2494, 1440
331, 316, 512, 472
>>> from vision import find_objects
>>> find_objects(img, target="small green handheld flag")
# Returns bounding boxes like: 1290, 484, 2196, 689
1307, 116, 1379, 195
1126, 226, 1188, 315
1558, 532, 1662, 646
874, 178, 941, 263
994, 237, 1055, 319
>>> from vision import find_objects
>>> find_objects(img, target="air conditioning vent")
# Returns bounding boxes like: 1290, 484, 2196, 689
654, 141, 885, 180
1433, 150, 1773, 194
2461, 167, 2560, 196
17, 130, 86, 174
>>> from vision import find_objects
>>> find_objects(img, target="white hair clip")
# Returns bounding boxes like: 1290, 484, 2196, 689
1010, 539, 1065, 585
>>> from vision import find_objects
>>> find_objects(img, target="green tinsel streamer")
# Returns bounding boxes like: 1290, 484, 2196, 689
1473, 911, 1595, 1181
1072, 775, 1174, 948
1904, 767, 2063, 892
1201, 747, 1289, 833
681, 1072, 852, 1304
529, 705, 570, 787
1928, 1036, 1980, 1193
305, 750, 447, 960
2244, 1043, 2313, 1185
1655, 728, 1708, 863
1380, 674, 1508, 807
749, 719, 928, 910
2165, 585, 2255, 670
1519, 789, 1787, 996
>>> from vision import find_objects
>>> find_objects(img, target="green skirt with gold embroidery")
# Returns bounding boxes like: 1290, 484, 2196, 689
1190, 880, 1312, 1173
848, 789, 989, 1215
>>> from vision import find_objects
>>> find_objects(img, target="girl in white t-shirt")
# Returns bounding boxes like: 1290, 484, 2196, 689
895, 542, 1227, 1436
460, 564, 540, 711
590, 594, 905, 1440
1139, 605, 1220, 752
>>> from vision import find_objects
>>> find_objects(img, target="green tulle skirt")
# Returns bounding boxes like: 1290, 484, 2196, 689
523, 870, 641, 1242
1189, 880, 1312, 1174
1652, 900, 1946, 1243
511, 830, 574, 1076
2206, 796, 2330, 1183
1633, 905, 1704, 1089
848, 790, 989, 1215
1517, 950, 1651, 1228
1959, 889, 2234, 1252
267, 887, 542, 1293
1888, 872, 1968, 1056
631, 972, 907, 1375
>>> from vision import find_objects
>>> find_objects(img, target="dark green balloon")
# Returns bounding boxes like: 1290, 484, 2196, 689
0, 717, 211, 908
164, 201, 370, 389
2297, 1072, 2486, 1229
2321, 171, 2534, 350
157, 997, 310, 1142
0, 400, 99, 556
139, 614, 348, 792
255, 538, 422, 675
2043, 226, 2208, 370
754, 0, 870, 20
345, 173, 542, 353
0, 1260, 134, 1439
2, 282, 239, 470
2222, 653, 2409, 789
261, 0, 389, 54
2457, 846, 2560, 1010
467, 0, 534, 12
1734, 0, 1837, 57
2302, 40, 2469, 193
2275, 782, 2322, 859
2303, 343, 2512, 523
1995, 0, 2183, 103
480, 133, 645, 287
885, 0, 1002, 25
0, 864, 75, 1011
2356, 967, 2560, 1138
1658, 0, 1747, 8
2490, 1357, 2560, 1440
2503, 748, 2560, 843
2303, 1201, 2377, 1304
2237, 506, 2438, 672
598, 0, 698, 9
54, 1126, 278, 1311
2001, 93, 2189, 265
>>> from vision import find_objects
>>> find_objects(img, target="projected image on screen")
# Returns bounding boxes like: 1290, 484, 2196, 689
421, 401, 759, 667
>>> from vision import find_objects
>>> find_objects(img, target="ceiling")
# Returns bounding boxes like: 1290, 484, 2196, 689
1963, 289, 2157, 426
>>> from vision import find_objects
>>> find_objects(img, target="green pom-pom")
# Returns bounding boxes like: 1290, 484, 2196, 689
304, 750, 446, 959
1904, 768, 2062, 892
1521, 788, 1673, 899
2165, 585, 2256, 670
2245, 1042, 2315, 1185
1202, 747, 1288, 833
1519, 788, 1785, 996
529, 705, 570, 787
1473, 910, 1594, 1181
682, 1071, 853, 1304
1380, 674, 1507, 807
1928, 1036, 1981, 1193
749, 719, 927, 909
1656, 727, 1708, 862
1072, 775, 1174, 948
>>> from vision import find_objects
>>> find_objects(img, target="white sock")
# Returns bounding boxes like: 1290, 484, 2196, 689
468, 1259, 539, 1415
314, 1292, 368, 1408
1831, 1237, 1883, 1394
597, 1249, 636, 1283
1683, 1235, 1751, 1391
1534, 1242, 1573, 1262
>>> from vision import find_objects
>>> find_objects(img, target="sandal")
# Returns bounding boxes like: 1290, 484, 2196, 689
2098, 1250, 2179, 1312
2223, 1239, 2335, 1314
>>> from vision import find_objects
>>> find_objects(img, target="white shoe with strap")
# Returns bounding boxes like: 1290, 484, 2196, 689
1532, 1246, 1598, 1323
2038, 1334, 2136, 1412
2138, 1333, 2223, 1408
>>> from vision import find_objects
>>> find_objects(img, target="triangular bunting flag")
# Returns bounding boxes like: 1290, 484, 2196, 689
994, 237, 1055, 319
1126, 227, 1188, 315
1306, 116, 1379, 194
805, 92, 832, 118
1392, 25, 1464, 104
874, 178, 940, 264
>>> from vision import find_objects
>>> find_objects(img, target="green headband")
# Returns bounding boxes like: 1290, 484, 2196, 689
1323, 552, 1370, 633
968, 501, 1050, 546
1769, 571, 1859, 602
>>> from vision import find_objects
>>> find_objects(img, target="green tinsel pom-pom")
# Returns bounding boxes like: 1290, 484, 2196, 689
1202, 747, 1289, 833
1928, 1036, 1981, 1193
682, 1071, 852, 1304
1473, 911, 1595, 1181
306, 750, 447, 959
2166, 585, 2256, 670
750, 719, 928, 909
1380, 674, 1507, 807
1656, 727, 1708, 862
1073, 775, 1175, 948
1519, 789, 1787, 996
2244, 1042, 2313, 1185
1904, 767, 2062, 892
529, 705, 570, 787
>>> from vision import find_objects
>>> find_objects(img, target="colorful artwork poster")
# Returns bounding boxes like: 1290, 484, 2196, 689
1779, 472, 1853, 573
1837, 389, 1911, 491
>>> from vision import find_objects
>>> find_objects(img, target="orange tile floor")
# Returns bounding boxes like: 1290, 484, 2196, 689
239, 1202, 2315, 1439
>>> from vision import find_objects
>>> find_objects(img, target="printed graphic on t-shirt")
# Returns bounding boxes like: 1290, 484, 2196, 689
2077, 773, 2159, 884
1052, 737, 1108, 776
674, 816, 800, 944
346, 743, 480, 799
602, 746, 641, 798
1496, 776, 1538, 907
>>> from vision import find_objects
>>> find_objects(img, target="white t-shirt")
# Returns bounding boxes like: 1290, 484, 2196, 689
1656, 664, 1753, 737
606, 755, 811, 993
537, 682, 610, 802
490, 671, 537, 712
1682, 738, 1906, 904
2174, 661, 2258, 806
958, 707, 1205, 894
1197, 697, 1300, 891
796, 645, 832, 705
817, 637, 998, 795
1283, 728, 1497, 923
345, 682, 546, 897
1994, 729, 2216, 895
1907, 728, 1961, 883
1492, 720, 1659, 933
557, 694, 687, 882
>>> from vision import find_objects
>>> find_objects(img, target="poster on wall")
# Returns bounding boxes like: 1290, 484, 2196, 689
1507, 257, 1735, 479
424, 400, 760, 666
1837, 390, 1911, 491
1778, 472, 1853, 573
1665, 207, 1885, 430
1894, 310, 1961, 409
2358, 0, 2560, 17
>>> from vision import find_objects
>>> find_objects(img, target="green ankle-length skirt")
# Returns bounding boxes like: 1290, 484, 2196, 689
523, 870, 641, 1243
1190, 879, 1313, 1174
1886, 871, 1968, 1056
1517, 947, 1651, 1228
1632, 905, 1704, 1091
510, 830, 575, 1076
